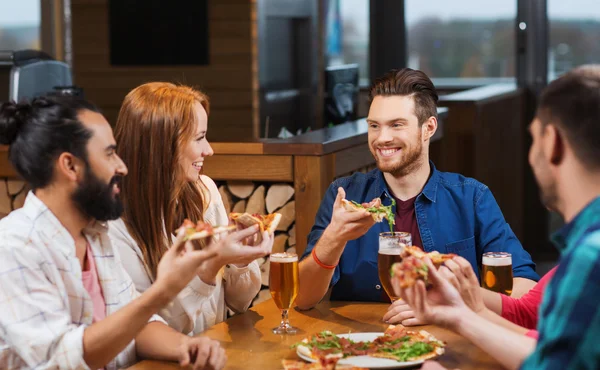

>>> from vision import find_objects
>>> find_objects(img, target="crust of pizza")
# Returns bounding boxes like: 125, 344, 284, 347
403, 246, 456, 267
184, 225, 236, 241
341, 199, 386, 222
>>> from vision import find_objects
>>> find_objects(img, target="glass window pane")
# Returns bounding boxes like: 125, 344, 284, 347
405, 0, 516, 80
325, 0, 370, 86
548, 0, 600, 80
0, 0, 41, 51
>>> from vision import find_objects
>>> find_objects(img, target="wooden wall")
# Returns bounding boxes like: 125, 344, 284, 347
71, 0, 258, 141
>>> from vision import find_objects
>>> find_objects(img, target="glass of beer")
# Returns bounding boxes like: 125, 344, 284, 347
378, 232, 412, 301
481, 252, 513, 295
269, 252, 299, 334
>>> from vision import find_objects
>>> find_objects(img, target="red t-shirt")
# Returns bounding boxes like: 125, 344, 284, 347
393, 195, 423, 249
501, 266, 558, 331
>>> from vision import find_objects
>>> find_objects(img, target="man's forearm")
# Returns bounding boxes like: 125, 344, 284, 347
479, 308, 529, 335
456, 309, 536, 370
296, 228, 346, 310
82, 283, 171, 369
135, 322, 187, 362
511, 277, 537, 298
481, 287, 503, 314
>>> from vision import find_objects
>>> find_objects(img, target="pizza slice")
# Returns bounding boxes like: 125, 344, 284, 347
181, 219, 236, 241
281, 359, 367, 370
372, 326, 445, 362
230, 212, 282, 233
390, 256, 431, 289
341, 197, 396, 232
402, 246, 456, 268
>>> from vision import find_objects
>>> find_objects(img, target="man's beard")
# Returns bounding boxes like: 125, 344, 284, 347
536, 172, 559, 214
72, 167, 124, 222
531, 152, 559, 213
372, 134, 425, 177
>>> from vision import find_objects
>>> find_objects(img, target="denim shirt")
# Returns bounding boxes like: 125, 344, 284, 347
301, 163, 539, 302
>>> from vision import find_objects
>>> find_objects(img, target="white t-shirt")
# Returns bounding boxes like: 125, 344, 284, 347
109, 175, 261, 335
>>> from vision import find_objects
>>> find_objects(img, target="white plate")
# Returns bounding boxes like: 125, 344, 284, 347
296, 332, 427, 369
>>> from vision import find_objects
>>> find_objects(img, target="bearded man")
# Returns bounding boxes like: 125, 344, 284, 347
295, 68, 538, 325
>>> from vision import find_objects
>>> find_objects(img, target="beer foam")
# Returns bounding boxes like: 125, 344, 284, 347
379, 248, 403, 255
270, 253, 298, 263
482, 255, 512, 266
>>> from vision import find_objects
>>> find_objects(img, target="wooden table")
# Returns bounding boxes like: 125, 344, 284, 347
128, 300, 503, 370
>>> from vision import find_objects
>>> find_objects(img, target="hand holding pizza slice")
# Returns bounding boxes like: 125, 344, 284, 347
229, 212, 282, 245
181, 219, 236, 242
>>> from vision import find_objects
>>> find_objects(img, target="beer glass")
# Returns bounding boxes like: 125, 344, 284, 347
481, 252, 513, 295
378, 232, 412, 301
269, 252, 299, 334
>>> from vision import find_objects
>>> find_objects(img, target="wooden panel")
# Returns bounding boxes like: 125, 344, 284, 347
211, 143, 265, 155
333, 143, 374, 177
203, 155, 293, 182
293, 155, 335, 257
474, 94, 525, 241
71, 0, 257, 141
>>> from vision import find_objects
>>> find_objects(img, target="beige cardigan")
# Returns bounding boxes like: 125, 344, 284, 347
108, 175, 261, 335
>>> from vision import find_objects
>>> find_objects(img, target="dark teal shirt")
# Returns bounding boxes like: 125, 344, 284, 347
521, 197, 600, 370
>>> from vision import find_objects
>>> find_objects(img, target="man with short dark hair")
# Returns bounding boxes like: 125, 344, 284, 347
0, 97, 258, 369
296, 68, 538, 324
398, 65, 600, 370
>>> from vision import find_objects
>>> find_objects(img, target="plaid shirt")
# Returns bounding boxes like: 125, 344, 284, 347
0, 192, 165, 370
521, 197, 600, 370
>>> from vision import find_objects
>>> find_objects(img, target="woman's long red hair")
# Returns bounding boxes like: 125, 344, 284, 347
114, 82, 210, 279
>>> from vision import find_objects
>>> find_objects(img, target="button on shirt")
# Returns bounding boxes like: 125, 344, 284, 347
0, 192, 165, 370
520, 197, 600, 370
301, 163, 538, 302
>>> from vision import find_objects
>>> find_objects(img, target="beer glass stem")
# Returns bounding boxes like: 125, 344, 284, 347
280, 309, 290, 328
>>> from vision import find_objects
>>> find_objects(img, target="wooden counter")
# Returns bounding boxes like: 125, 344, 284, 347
127, 300, 503, 370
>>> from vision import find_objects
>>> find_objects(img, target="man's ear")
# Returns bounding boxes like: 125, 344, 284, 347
546, 124, 565, 166
422, 116, 438, 141
55, 152, 86, 182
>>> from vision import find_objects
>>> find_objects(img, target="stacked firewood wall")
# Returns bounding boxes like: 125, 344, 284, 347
216, 181, 296, 305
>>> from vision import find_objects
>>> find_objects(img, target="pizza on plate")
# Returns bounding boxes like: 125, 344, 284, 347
294, 326, 445, 364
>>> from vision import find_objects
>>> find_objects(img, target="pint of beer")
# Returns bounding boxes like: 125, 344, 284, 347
481, 252, 513, 295
378, 232, 411, 301
269, 252, 299, 310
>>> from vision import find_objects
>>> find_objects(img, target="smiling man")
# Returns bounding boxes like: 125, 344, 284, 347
296, 68, 538, 323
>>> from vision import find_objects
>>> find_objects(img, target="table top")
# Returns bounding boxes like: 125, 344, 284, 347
127, 300, 503, 370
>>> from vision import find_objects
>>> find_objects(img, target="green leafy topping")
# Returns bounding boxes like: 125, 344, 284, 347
350, 199, 396, 233
379, 342, 434, 361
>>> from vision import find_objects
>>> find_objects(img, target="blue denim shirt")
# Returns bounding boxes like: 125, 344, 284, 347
301, 163, 539, 302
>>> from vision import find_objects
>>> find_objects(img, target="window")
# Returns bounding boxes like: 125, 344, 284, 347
548, 0, 600, 80
325, 0, 370, 86
405, 0, 516, 81
0, 0, 41, 51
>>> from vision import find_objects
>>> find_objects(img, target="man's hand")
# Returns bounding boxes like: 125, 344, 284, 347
383, 299, 425, 326
395, 258, 471, 330
155, 227, 220, 301
179, 337, 226, 370
438, 257, 487, 313
326, 187, 376, 243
